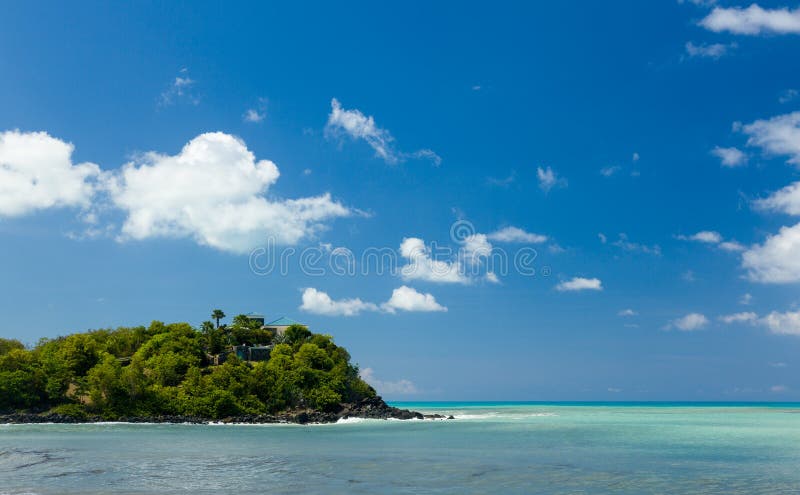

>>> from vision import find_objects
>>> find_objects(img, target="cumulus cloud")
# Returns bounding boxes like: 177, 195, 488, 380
106, 132, 351, 253
300, 285, 446, 316
556, 277, 603, 292
0, 130, 102, 217
718, 312, 758, 324
740, 293, 753, 305
381, 285, 447, 313
742, 223, 800, 283
670, 313, 709, 331
711, 146, 747, 167
685, 41, 736, 59
700, 4, 800, 35
537, 166, 567, 193
761, 309, 800, 335
300, 288, 378, 316
619, 309, 637, 316
741, 112, 800, 165
325, 98, 440, 165
359, 368, 418, 395
754, 181, 800, 215
461, 233, 493, 265
399, 237, 469, 284
487, 226, 548, 244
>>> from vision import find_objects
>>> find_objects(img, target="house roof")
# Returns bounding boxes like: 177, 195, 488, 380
265, 316, 303, 327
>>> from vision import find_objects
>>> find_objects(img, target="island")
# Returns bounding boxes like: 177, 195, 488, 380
0, 310, 446, 424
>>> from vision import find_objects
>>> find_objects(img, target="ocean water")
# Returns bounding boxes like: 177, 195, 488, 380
2, 402, 800, 494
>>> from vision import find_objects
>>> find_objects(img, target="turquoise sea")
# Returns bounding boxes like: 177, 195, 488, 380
2, 402, 800, 494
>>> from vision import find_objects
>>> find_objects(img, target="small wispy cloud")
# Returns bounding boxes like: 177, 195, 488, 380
325, 98, 440, 166
600, 165, 622, 177
360, 368, 418, 395
779, 89, 799, 104
612, 233, 661, 256
243, 99, 267, 123
684, 41, 737, 59
487, 226, 548, 244
487, 171, 516, 187
537, 166, 567, 193
556, 277, 603, 292
668, 312, 709, 331
159, 69, 199, 106
711, 146, 747, 167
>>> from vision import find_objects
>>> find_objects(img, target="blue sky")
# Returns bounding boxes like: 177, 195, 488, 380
3, 1, 800, 400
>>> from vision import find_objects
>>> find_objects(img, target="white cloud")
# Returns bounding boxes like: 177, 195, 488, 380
612, 233, 661, 256
700, 5, 800, 35
360, 367, 418, 395
682, 270, 696, 282
556, 277, 603, 292
632, 152, 640, 162
685, 41, 736, 59
300, 286, 446, 316
771, 384, 788, 393
537, 166, 567, 193
485, 271, 500, 284
399, 237, 469, 284
671, 312, 709, 331
0, 130, 101, 217
741, 112, 800, 165
160, 70, 198, 106
719, 312, 758, 324
325, 98, 439, 165
410, 149, 442, 167
381, 285, 447, 313
678, 230, 723, 243
487, 226, 548, 244
754, 181, 800, 215
677, 230, 746, 253
678, 0, 717, 6
106, 132, 351, 253
243, 108, 265, 123
742, 222, 800, 283
487, 171, 515, 187
600, 165, 621, 177
598, 233, 607, 244
618, 309, 637, 316
711, 146, 747, 167
461, 233, 493, 265
761, 309, 800, 335
719, 241, 745, 252
740, 293, 753, 305
300, 288, 378, 316
780, 89, 799, 104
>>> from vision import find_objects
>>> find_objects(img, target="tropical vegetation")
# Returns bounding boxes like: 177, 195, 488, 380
0, 312, 376, 420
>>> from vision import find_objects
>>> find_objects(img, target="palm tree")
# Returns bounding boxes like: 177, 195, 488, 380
211, 309, 226, 329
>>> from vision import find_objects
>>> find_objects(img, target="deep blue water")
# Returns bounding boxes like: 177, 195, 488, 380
2, 402, 800, 494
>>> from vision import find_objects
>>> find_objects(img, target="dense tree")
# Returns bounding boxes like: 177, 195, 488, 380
0, 320, 375, 420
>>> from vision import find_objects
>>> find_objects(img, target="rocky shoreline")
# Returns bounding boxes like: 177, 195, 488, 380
0, 397, 453, 425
